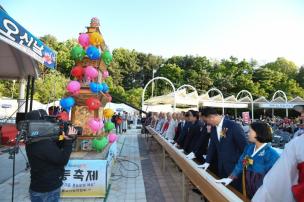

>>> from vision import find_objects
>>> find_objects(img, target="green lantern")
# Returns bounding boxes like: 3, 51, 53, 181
92, 137, 108, 152
70, 45, 85, 61
102, 50, 112, 65
104, 121, 115, 132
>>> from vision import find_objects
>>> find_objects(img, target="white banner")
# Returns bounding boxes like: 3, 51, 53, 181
61, 160, 107, 198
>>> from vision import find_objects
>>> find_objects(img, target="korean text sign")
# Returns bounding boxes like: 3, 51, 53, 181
0, 9, 56, 68
61, 160, 107, 198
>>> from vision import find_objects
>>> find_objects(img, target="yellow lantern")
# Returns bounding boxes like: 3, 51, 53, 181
103, 108, 114, 119
89, 32, 104, 46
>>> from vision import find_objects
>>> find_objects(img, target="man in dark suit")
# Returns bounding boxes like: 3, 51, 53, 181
182, 110, 203, 154
173, 112, 185, 143
199, 107, 247, 192
186, 111, 211, 163
175, 112, 191, 149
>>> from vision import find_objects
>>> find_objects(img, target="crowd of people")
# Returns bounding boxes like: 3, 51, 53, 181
111, 111, 138, 134
143, 108, 304, 201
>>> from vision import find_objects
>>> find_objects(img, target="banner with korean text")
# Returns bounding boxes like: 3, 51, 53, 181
0, 9, 56, 68
61, 160, 107, 198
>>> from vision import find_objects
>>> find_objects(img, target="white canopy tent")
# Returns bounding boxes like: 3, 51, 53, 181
199, 93, 249, 109
144, 88, 199, 108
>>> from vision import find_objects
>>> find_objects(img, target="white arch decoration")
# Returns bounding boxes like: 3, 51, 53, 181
142, 77, 176, 112
207, 87, 224, 115
177, 84, 199, 110
236, 90, 254, 121
272, 90, 288, 117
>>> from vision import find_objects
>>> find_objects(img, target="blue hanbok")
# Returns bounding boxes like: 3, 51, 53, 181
231, 143, 279, 199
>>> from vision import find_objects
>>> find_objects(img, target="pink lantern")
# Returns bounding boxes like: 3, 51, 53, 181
88, 118, 104, 133
108, 133, 117, 143
84, 66, 98, 81
66, 81, 81, 95
78, 33, 90, 48
102, 70, 109, 79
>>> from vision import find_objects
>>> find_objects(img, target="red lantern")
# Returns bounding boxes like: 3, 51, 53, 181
71, 65, 84, 80
105, 93, 112, 102
86, 97, 101, 111
57, 111, 69, 121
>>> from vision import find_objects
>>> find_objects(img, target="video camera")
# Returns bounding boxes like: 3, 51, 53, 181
17, 110, 82, 144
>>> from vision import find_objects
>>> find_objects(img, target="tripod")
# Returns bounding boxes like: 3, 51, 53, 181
2, 132, 28, 202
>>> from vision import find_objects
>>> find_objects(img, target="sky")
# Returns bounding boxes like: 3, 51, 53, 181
1, 0, 304, 66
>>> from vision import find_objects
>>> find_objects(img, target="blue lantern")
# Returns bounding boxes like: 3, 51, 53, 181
86, 46, 100, 60
60, 97, 75, 112
89, 82, 103, 93
101, 83, 109, 93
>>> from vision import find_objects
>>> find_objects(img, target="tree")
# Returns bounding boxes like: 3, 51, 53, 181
112, 48, 140, 90
158, 63, 184, 87
296, 66, 304, 88
0, 80, 19, 98
40, 35, 77, 77
125, 88, 143, 108
34, 70, 68, 104
184, 56, 213, 92
262, 57, 298, 79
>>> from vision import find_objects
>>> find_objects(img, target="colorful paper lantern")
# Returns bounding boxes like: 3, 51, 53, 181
101, 82, 109, 93
103, 108, 114, 119
102, 50, 112, 65
70, 45, 85, 61
78, 33, 90, 48
57, 111, 69, 121
89, 82, 103, 93
104, 121, 115, 132
108, 133, 117, 143
102, 70, 109, 79
105, 93, 112, 102
60, 97, 75, 112
71, 66, 84, 80
84, 66, 98, 81
86, 45, 100, 60
89, 32, 104, 46
86, 97, 101, 111
66, 81, 81, 95
88, 118, 104, 132
92, 137, 108, 152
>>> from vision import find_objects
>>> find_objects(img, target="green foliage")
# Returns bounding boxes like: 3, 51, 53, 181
40, 35, 77, 77
2, 35, 304, 109
0, 80, 19, 98
34, 70, 68, 104
262, 57, 298, 79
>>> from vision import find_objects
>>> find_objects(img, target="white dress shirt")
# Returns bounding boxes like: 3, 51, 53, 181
216, 117, 224, 141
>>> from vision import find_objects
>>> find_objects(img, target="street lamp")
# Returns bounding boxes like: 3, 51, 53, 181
151, 69, 157, 97
152, 64, 164, 97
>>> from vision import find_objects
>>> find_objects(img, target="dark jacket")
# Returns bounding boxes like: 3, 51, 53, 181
177, 121, 191, 148
183, 120, 204, 154
173, 121, 183, 142
206, 119, 247, 178
26, 139, 73, 192
193, 124, 211, 160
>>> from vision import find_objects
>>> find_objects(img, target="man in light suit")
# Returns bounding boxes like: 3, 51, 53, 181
199, 107, 247, 192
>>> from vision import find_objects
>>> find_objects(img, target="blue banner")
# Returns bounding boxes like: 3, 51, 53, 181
0, 9, 56, 68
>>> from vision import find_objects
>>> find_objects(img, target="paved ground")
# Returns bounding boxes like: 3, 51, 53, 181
0, 128, 203, 202
138, 133, 203, 202
0, 145, 28, 183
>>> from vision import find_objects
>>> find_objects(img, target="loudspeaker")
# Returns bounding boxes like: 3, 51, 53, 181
16, 112, 26, 125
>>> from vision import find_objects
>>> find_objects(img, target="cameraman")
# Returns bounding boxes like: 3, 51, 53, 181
24, 109, 77, 202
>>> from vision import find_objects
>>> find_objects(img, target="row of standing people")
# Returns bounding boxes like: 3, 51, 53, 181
146, 108, 285, 200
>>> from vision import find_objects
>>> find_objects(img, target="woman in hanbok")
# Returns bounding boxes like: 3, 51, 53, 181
215, 122, 279, 199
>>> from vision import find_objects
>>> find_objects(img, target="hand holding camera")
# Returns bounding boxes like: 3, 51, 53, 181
64, 126, 78, 140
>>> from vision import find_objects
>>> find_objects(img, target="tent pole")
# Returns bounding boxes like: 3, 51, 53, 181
25, 75, 31, 113
29, 77, 35, 112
